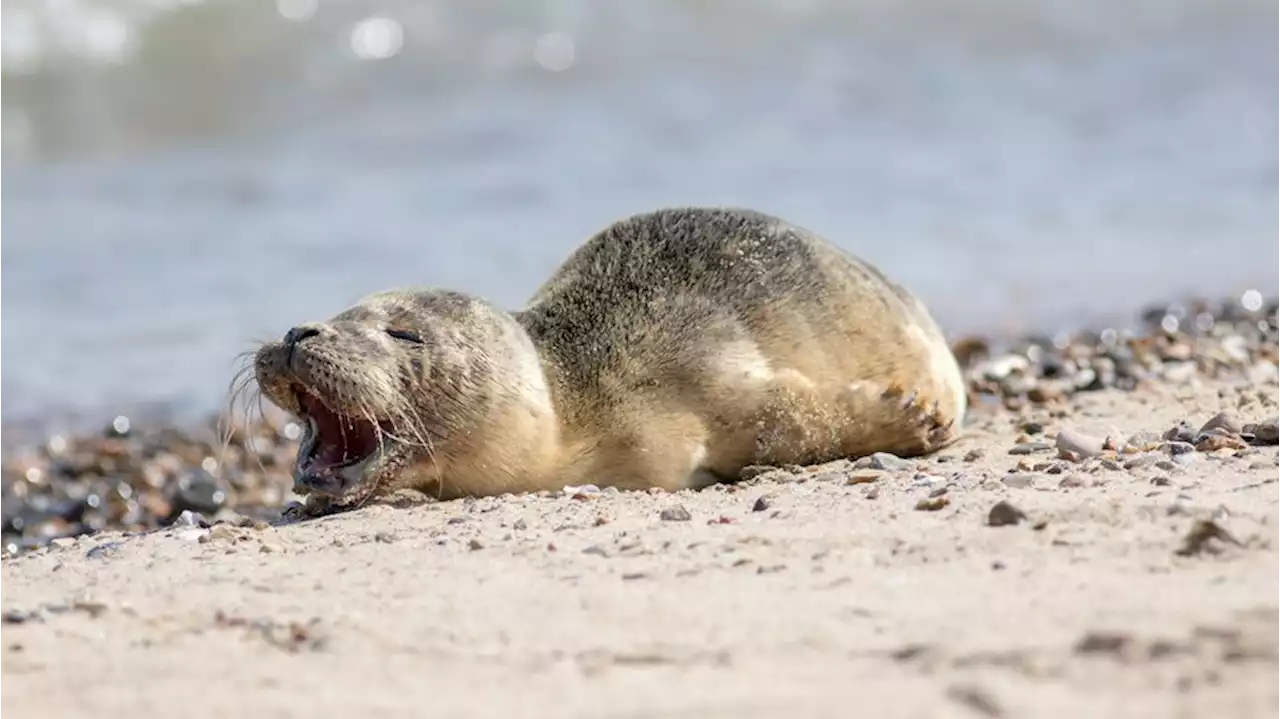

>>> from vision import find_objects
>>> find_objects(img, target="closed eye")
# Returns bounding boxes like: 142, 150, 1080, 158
385, 328, 424, 344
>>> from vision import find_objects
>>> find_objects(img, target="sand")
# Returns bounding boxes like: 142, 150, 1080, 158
2, 378, 1277, 719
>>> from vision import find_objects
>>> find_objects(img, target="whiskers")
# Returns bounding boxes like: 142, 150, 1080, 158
349, 393, 444, 508
216, 349, 271, 482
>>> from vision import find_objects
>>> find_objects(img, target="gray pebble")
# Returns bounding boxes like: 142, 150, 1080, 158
854, 452, 916, 472
1199, 412, 1242, 436
987, 501, 1028, 527
1056, 428, 1105, 459
660, 505, 692, 522
173, 510, 207, 528
1248, 419, 1279, 446
751, 495, 774, 513
1162, 422, 1197, 444
1162, 362, 1198, 383
1001, 474, 1037, 489
1162, 441, 1196, 456
85, 541, 124, 560
1123, 454, 1159, 470
1008, 442, 1054, 456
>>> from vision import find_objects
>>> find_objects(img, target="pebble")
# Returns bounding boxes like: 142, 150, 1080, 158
1001, 475, 1037, 489
1008, 442, 1054, 456
1199, 412, 1242, 435
659, 505, 692, 522
1247, 419, 1279, 446
844, 470, 882, 485
85, 540, 124, 560
751, 495, 774, 513
854, 453, 916, 472
1123, 454, 1159, 471
1055, 429, 1105, 460
914, 496, 950, 512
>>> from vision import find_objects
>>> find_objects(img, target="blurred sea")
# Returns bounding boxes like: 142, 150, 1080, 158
1, 0, 1277, 428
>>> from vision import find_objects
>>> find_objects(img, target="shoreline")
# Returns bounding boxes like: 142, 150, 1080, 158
2, 293, 1276, 554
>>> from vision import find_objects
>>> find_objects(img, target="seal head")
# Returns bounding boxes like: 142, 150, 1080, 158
253, 289, 559, 504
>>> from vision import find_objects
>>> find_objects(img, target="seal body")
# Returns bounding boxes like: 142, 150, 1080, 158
252, 207, 966, 503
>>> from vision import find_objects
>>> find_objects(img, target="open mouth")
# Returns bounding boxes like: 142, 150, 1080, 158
293, 388, 386, 493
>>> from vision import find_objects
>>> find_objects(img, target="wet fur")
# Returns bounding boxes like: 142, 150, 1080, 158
252, 207, 967, 503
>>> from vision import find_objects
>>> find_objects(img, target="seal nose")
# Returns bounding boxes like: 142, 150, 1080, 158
283, 325, 322, 348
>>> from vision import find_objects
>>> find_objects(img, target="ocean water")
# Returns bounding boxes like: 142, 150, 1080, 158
2, 0, 1277, 426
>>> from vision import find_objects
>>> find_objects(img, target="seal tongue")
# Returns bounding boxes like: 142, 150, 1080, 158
299, 393, 378, 469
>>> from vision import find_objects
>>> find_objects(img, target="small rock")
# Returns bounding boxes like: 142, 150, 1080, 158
582, 545, 609, 557
467, 539, 484, 551
751, 495, 774, 512
1123, 454, 1159, 471
963, 449, 986, 462
1150, 476, 1172, 487
72, 599, 109, 618
50, 537, 76, 549
1175, 519, 1243, 557
1009, 442, 1054, 456
1199, 412, 1242, 435
1123, 431, 1161, 453
1001, 474, 1037, 489
2, 609, 34, 625
1059, 475, 1091, 489
913, 474, 943, 489
1162, 422, 1197, 444
1195, 434, 1247, 453
1163, 441, 1196, 456
856, 452, 916, 472
85, 541, 124, 560
739, 465, 777, 481
915, 496, 950, 512
1075, 631, 1132, 656
562, 484, 600, 500
845, 470, 882, 485
946, 683, 1004, 718
205, 524, 238, 543
1245, 419, 1279, 446
172, 510, 208, 528
1162, 361, 1197, 383
170, 470, 229, 515
986, 500, 1027, 527
1021, 421, 1045, 435
660, 505, 692, 522
1056, 428, 1105, 460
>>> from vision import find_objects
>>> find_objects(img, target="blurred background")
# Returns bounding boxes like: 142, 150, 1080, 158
2, 0, 1277, 429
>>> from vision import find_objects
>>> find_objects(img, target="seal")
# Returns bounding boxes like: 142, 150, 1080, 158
249, 207, 966, 508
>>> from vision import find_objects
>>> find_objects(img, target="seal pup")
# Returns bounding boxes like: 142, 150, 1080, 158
249, 207, 966, 508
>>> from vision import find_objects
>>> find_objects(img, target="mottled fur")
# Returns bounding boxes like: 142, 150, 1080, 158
252, 207, 966, 505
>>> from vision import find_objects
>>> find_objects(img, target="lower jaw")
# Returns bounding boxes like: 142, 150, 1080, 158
294, 460, 377, 500
293, 469, 351, 498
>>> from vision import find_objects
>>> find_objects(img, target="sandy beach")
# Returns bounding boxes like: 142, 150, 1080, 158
3, 366, 1277, 718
